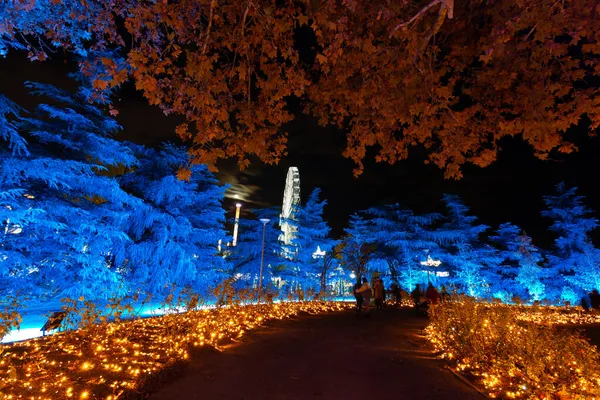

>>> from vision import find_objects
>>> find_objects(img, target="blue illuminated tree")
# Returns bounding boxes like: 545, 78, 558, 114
490, 223, 546, 302
361, 206, 405, 283
0, 83, 139, 300
434, 194, 493, 297
363, 205, 443, 291
565, 242, 600, 294
341, 213, 377, 283
293, 188, 337, 292
226, 208, 285, 293
118, 144, 228, 297
542, 183, 600, 299
0, 95, 41, 295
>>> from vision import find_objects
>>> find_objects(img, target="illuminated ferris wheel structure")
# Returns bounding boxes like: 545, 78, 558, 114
280, 166, 301, 247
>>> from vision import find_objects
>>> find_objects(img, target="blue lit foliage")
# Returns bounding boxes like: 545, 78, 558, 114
363, 205, 442, 291
338, 189, 600, 304
0, 2, 129, 107
433, 195, 497, 298
1, 83, 229, 302
0, 1, 114, 57
542, 183, 600, 299
434, 194, 489, 244
118, 144, 228, 297
293, 188, 337, 291
490, 223, 546, 302
227, 208, 284, 291
342, 213, 375, 282
0, 83, 139, 300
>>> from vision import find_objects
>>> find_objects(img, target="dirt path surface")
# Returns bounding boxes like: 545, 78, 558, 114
151, 307, 483, 400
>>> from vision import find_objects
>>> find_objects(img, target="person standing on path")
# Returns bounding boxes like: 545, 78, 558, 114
590, 289, 600, 310
353, 281, 364, 313
426, 283, 440, 306
355, 277, 372, 316
390, 282, 400, 306
411, 284, 423, 307
374, 278, 384, 311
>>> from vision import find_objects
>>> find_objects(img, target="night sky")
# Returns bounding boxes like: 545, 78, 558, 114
2, 51, 600, 248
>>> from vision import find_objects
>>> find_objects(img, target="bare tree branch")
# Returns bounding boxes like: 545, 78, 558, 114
391, 0, 454, 41
203, 0, 218, 54
419, 5, 447, 55
442, 0, 454, 19
524, 24, 537, 41
391, 0, 441, 34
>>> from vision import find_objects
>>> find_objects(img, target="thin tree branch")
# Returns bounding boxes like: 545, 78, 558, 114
524, 24, 537, 41
442, 0, 454, 19
417, 5, 448, 58
203, 0, 218, 55
240, 1, 252, 37
247, 59, 252, 107
391, 0, 441, 34
230, 2, 252, 76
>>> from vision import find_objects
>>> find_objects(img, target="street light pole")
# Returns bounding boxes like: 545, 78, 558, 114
232, 203, 242, 246
257, 218, 270, 303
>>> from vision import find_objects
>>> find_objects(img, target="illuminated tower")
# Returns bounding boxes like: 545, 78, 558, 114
232, 203, 242, 246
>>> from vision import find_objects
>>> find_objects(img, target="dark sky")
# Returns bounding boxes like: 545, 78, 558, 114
2, 52, 600, 248
234, 111, 600, 249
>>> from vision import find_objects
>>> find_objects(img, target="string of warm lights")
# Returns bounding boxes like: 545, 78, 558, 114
514, 307, 600, 326
426, 297, 600, 399
0, 301, 350, 399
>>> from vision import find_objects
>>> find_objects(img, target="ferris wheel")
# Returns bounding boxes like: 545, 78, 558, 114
280, 166, 301, 245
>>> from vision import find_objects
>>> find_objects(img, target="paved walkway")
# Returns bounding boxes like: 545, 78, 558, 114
151, 307, 483, 400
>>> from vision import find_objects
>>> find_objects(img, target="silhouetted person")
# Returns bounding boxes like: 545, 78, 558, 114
374, 278, 384, 310
410, 284, 422, 307
426, 283, 440, 306
440, 285, 449, 302
353, 281, 363, 313
391, 282, 400, 306
399, 288, 410, 305
355, 277, 372, 316
590, 289, 600, 310
411, 284, 428, 316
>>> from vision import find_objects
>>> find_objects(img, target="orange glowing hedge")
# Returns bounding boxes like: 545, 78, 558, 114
427, 297, 600, 399
0, 301, 349, 399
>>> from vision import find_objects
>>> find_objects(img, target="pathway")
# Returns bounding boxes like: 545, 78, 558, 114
151, 307, 483, 400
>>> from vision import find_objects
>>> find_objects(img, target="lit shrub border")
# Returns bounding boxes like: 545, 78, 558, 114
426, 296, 600, 399
0, 301, 349, 399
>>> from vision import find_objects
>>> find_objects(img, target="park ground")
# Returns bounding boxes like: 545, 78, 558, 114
148, 307, 485, 400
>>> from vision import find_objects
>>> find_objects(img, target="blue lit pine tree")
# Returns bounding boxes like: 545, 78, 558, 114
363, 204, 443, 291
118, 143, 228, 298
293, 188, 337, 293
542, 183, 600, 302
0, 83, 139, 301
226, 207, 285, 296
490, 223, 546, 302
434, 194, 494, 298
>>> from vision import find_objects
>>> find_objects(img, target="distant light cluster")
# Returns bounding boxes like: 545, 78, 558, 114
0, 301, 350, 399
514, 306, 600, 326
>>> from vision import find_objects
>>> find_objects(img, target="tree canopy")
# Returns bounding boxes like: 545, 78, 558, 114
2, 0, 598, 178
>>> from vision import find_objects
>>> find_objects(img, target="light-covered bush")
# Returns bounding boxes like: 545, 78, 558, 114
427, 296, 600, 399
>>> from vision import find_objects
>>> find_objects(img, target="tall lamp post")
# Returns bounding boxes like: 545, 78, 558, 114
257, 218, 270, 303
232, 203, 242, 246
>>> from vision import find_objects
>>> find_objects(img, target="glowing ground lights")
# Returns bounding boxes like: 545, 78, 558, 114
426, 297, 600, 399
0, 301, 350, 399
